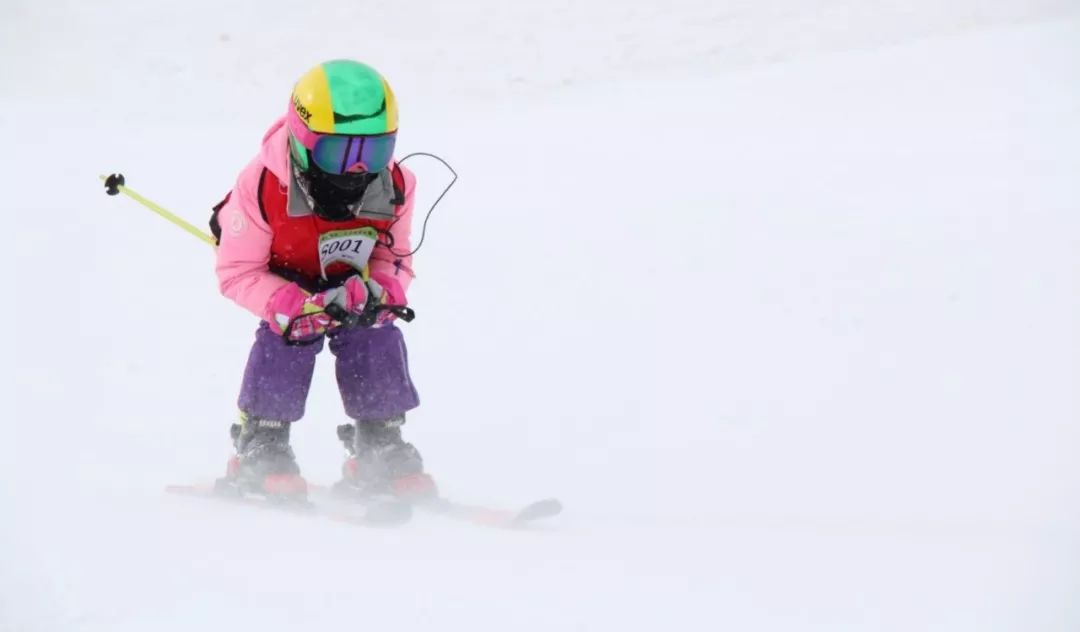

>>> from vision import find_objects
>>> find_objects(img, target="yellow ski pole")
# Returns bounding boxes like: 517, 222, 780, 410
100, 173, 217, 247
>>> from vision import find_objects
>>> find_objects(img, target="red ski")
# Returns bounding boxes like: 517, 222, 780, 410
309, 482, 562, 529
165, 483, 412, 527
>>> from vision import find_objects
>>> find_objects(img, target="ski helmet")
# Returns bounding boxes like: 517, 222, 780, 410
286, 60, 399, 220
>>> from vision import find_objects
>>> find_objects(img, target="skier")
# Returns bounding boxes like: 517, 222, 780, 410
209, 59, 434, 501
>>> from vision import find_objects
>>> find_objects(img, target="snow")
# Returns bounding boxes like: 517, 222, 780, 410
4, 1, 1080, 630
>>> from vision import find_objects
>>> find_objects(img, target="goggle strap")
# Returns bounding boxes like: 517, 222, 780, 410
289, 134, 309, 171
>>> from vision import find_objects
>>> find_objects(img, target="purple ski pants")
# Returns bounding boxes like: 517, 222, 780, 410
237, 322, 419, 423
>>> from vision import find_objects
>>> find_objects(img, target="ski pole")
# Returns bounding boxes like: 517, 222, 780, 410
100, 173, 216, 247
101, 173, 418, 333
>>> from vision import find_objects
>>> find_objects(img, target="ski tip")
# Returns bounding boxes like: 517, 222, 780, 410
515, 498, 563, 523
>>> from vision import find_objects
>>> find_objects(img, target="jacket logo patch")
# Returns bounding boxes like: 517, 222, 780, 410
229, 210, 247, 236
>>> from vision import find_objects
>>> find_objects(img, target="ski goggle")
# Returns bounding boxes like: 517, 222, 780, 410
287, 114, 397, 175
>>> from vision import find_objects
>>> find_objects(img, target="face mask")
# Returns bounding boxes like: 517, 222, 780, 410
295, 166, 379, 221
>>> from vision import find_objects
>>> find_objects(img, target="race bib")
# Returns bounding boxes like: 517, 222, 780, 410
318, 227, 379, 279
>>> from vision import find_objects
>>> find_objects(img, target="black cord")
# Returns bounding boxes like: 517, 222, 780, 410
385, 152, 458, 258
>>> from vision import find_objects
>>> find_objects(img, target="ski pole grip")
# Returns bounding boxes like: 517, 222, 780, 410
388, 305, 415, 322
338, 303, 413, 325
324, 302, 359, 327
361, 304, 415, 327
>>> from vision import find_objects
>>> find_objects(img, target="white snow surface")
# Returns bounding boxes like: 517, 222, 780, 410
4, 1, 1080, 630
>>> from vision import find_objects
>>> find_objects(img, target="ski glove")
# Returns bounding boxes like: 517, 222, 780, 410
265, 283, 363, 342
364, 272, 407, 325
339, 273, 406, 326
264, 274, 405, 342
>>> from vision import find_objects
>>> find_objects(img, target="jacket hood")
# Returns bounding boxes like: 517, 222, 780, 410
257, 115, 292, 184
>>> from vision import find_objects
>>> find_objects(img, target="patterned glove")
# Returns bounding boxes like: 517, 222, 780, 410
365, 272, 407, 325
265, 283, 357, 342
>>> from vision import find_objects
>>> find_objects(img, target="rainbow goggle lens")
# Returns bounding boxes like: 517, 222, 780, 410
289, 130, 396, 175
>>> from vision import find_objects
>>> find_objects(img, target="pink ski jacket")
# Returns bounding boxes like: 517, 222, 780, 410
214, 116, 416, 321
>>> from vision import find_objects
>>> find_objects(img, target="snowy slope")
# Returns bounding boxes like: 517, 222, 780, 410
4, 1, 1080, 630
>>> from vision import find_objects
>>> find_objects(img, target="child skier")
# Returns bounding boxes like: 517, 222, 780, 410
210, 59, 433, 501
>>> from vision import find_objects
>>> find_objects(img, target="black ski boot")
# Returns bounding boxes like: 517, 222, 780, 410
218, 415, 307, 499
334, 415, 437, 501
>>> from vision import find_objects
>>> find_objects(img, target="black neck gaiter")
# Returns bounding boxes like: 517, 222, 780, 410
295, 167, 379, 221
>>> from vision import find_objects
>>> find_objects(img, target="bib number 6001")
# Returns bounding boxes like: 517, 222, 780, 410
318, 227, 379, 279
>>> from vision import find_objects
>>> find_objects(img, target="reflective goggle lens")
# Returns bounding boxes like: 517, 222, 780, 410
309, 132, 397, 175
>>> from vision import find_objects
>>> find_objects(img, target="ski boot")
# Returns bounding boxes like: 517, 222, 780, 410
333, 415, 437, 501
217, 414, 307, 500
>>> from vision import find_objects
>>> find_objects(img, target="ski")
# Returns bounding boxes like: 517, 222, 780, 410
415, 496, 563, 528
311, 483, 562, 529
168, 481, 560, 530
165, 483, 412, 528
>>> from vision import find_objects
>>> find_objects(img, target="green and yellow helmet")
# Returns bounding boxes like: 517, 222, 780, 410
286, 60, 399, 175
